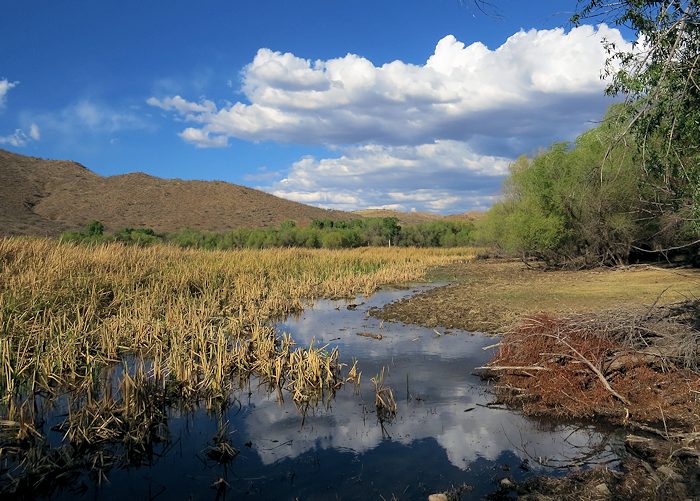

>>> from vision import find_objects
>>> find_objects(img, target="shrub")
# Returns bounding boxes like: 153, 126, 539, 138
476, 106, 645, 266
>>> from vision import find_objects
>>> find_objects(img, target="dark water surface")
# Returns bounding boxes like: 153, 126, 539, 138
51, 286, 622, 500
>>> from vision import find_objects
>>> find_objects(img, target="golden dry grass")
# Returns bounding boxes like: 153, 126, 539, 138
0, 238, 476, 493
0, 238, 475, 421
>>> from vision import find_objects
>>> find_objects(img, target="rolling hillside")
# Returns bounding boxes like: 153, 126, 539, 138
0, 149, 356, 236
353, 208, 483, 225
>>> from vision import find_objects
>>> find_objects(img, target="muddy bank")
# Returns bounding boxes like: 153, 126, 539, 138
374, 259, 700, 499
373, 260, 700, 334
491, 434, 700, 500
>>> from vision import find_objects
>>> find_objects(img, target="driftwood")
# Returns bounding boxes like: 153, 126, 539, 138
356, 331, 382, 340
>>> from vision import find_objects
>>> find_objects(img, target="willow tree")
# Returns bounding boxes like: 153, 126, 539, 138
573, 1, 700, 254
476, 108, 644, 266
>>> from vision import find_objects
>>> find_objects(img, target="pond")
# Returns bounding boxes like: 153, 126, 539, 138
15, 286, 624, 500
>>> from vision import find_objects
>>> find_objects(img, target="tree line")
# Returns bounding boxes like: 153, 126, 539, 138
60, 217, 476, 250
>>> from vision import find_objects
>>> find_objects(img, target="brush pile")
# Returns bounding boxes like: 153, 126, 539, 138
483, 300, 700, 429
482, 301, 700, 499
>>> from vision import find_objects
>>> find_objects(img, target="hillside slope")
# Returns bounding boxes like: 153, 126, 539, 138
0, 149, 355, 236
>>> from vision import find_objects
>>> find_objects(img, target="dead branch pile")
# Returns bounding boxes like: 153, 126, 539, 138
576, 299, 700, 371
483, 301, 700, 430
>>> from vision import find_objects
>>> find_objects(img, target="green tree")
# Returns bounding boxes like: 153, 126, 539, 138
86, 220, 104, 237
574, 1, 700, 250
113, 227, 161, 246
476, 107, 644, 266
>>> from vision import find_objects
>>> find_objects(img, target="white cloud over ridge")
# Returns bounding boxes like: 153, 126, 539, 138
149, 24, 630, 212
30, 100, 150, 143
29, 123, 40, 140
0, 80, 41, 147
266, 141, 510, 212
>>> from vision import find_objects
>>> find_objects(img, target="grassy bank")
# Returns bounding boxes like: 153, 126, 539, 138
376, 260, 700, 332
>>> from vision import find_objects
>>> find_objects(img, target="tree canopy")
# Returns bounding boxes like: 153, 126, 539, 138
574, 1, 700, 249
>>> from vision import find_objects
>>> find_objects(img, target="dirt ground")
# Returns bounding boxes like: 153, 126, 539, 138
374, 259, 700, 333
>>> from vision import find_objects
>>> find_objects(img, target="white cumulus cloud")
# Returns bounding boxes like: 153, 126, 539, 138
264, 141, 510, 212
0, 122, 40, 147
29, 123, 40, 140
179, 127, 228, 148
148, 24, 630, 212
0, 80, 41, 147
146, 95, 217, 118
0, 79, 18, 110
149, 24, 629, 150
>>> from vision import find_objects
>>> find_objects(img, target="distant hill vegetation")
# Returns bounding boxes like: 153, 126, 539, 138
353, 209, 483, 225
0, 149, 358, 236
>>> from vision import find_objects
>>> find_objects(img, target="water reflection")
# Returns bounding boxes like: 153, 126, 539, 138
208, 287, 621, 498
18, 286, 621, 500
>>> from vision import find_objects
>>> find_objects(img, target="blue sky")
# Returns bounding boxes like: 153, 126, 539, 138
0, 1, 631, 213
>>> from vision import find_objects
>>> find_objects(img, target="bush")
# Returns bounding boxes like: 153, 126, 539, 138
114, 228, 161, 246
476, 106, 645, 266
60, 217, 479, 251
60, 220, 107, 245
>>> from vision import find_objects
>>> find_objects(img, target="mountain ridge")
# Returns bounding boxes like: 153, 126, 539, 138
0, 149, 357, 236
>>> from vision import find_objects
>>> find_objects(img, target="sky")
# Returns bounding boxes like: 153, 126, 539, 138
0, 1, 632, 214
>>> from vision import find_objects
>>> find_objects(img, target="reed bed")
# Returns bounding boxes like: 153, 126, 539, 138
0, 237, 474, 493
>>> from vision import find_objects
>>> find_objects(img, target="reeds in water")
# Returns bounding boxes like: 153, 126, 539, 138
371, 367, 397, 424
0, 238, 475, 493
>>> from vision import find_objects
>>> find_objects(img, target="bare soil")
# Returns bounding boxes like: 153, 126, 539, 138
374, 259, 700, 333
353, 208, 483, 225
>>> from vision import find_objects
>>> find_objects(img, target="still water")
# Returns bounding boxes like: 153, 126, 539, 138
54, 286, 622, 500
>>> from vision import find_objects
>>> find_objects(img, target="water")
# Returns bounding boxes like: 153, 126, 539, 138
34, 286, 622, 500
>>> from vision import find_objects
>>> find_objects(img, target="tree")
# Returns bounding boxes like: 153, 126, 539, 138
573, 1, 700, 253
475, 107, 644, 266
86, 220, 104, 237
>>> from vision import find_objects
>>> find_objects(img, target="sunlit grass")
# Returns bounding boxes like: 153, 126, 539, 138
0, 237, 474, 420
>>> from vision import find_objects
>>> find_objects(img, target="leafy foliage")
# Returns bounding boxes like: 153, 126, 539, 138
574, 0, 700, 243
478, 2, 700, 266
476, 107, 646, 266
60, 218, 476, 250
59, 220, 106, 244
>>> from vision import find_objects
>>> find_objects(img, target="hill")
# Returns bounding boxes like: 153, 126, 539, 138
354, 209, 483, 225
0, 149, 356, 236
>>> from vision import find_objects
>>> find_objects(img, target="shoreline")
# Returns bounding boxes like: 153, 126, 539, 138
374, 259, 700, 499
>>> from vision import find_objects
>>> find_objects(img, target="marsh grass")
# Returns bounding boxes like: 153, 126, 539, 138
205, 417, 238, 464
0, 237, 474, 494
372, 367, 397, 424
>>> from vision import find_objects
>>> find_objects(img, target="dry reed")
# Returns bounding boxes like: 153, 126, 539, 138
0, 237, 474, 493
